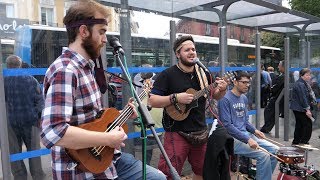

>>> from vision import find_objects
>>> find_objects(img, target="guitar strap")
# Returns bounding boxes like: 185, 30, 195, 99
195, 64, 208, 97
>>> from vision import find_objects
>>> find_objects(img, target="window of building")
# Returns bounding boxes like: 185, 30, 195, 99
0, 3, 14, 18
240, 28, 245, 42
205, 24, 211, 36
230, 25, 234, 39
41, 7, 54, 26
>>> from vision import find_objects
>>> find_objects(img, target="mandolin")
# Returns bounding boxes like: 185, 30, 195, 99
165, 72, 234, 121
66, 81, 151, 174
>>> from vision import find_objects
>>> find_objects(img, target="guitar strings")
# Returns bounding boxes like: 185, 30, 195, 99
92, 104, 134, 154
92, 89, 148, 155
93, 91, 148, 154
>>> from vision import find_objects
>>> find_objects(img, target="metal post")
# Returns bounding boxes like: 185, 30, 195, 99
100, 45, 108, 107
219, 25, 227, 75
275, 90, 284, 138
299, 38, 307, 67
0, 63, 12, 179
255, 29, 261, 129
284, 37, 290, 141
170, 20, 177, 66
120, 0, 134, 155
219, 8, 227, 75
307, 41, 311, 68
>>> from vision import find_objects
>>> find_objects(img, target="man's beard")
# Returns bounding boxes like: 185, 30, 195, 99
179, 56, 195, 67
82, 35, 102, 60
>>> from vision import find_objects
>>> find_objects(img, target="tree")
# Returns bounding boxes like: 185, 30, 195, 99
259, 32, 285, 61
261, 32, 284, 49
289, 0, 320, 17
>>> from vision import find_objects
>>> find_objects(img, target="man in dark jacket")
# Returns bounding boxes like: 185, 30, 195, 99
4, 55, 46, 180
261, 61, 285, 133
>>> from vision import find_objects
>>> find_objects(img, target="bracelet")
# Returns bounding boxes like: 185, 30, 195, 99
169, 94, 174, 104
175, 93, 179, 103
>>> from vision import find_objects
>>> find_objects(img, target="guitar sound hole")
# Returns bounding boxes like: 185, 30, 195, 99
89, 148, 102, 161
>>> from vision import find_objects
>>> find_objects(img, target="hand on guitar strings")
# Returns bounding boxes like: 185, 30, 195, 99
108, 126, 128, 149
176, 92, 194, 104
119, 98, 138, 119
214, 77, 228, 92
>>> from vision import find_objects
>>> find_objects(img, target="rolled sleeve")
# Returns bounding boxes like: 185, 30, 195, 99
41, 68, 76, 149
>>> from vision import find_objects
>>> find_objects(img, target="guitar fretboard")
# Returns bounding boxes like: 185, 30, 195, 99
106, 89, 148, 132
193, 82, 218, 100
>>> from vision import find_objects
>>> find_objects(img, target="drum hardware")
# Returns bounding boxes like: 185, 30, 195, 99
277, 163, 320, 180
293, 144, 319, 166
279, 163, 306, 177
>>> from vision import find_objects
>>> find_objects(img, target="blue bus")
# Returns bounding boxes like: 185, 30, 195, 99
14, 25, 280, 68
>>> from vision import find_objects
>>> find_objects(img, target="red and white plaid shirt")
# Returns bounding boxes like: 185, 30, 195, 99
41, 48, 120, 179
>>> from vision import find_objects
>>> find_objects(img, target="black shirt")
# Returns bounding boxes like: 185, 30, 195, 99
151, 65, 210, 132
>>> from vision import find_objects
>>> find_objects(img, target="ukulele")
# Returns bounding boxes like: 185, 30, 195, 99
66, 80, 152, 174
165, 72, 234, 121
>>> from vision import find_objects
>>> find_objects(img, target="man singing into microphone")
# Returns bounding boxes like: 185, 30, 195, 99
40, 1, 165, 179
149, 35, 227, 180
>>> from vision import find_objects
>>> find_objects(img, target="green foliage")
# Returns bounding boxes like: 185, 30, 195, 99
260, 32, 285, 59
261, 32, 284, 48
289, 0, 320, 17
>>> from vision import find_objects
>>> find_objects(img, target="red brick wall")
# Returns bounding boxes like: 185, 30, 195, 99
176, 20, 254, 44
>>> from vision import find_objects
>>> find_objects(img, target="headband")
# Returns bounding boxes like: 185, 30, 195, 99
175, 40, 194, 53
65, 18, 108, 29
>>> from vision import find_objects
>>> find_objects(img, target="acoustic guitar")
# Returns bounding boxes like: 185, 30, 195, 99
66, 81, 151, 174
165, 72, 234, 121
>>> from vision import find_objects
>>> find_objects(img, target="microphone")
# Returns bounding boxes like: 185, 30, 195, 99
108, 36, 125, 55
193, 58, 209, 72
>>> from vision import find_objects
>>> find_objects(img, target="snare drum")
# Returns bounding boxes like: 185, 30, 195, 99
277, 147, 305, 164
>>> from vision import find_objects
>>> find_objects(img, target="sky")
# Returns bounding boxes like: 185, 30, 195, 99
282, 0, 291, 8
132, 11, 178, 37
132, 0, 291, 36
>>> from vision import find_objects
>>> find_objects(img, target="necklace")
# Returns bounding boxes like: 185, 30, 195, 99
176, 63, 194, 79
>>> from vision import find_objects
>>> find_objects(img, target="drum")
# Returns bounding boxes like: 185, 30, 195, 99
277, 147, 305, 164
278, 163, 306, 177
277, 172, 304, 180
277, 163, 320, 180
306, 170, 320, 180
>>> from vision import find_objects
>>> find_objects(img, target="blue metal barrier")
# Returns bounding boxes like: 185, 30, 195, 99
9, 111, 257, 162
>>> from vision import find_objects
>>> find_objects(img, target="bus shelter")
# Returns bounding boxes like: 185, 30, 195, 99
99, 0, 320, 140
1, 0, 320, 179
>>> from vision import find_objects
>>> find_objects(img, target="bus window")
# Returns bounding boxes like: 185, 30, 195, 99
1, 39, 15, 67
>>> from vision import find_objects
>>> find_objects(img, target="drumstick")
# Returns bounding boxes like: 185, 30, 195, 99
264, 137, 285, 147
257, 147, 285, 163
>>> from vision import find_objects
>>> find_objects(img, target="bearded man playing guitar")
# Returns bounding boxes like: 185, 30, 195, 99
149, 35, 227, 180
40, 1, 165, 179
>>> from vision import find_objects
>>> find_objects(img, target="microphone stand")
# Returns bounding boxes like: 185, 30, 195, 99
112, 50, 180, 180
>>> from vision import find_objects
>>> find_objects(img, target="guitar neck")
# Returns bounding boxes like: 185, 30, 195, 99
193, 82, 218, 100
106, 89, 148, 132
